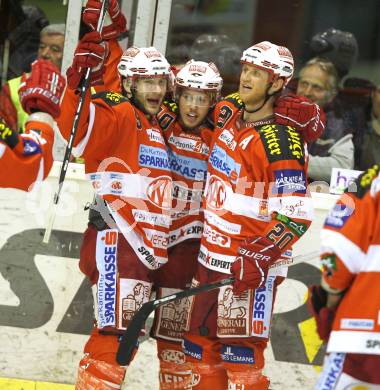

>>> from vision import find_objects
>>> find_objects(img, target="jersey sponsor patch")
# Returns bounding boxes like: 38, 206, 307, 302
95, 229, 118, 328
325, 203, 354, 229
167, 221, 203, 247
198, 245, 235, 273
251, 275, 276, 338
221, 345, 255, 364
258, 124, 305, 164
147, 128, 165, 144
168, 149, 207, 180
204, 210, 241, 235
132, 209, 171, 228
316, 352, 345, 390
183, 339, 203, 360
203, 221, 231, 248
218, 129, 237, 151
209, 144, 241, 179
273, 169, 307, 194
340, 318, 374, 330
139, 144, 170, 171
94, 91, 128, 106
167, 134, 209, 155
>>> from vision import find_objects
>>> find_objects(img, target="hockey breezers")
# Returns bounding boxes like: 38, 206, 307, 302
42, 0, 109, 244
116, 250, 318, 365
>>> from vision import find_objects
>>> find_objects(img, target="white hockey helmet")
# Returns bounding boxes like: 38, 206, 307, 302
175, 60, 223, 93
241, 41, 294, 86
117, 46, 172, 79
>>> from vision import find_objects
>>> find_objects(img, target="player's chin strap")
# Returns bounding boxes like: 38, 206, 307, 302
243, 82, 275, 114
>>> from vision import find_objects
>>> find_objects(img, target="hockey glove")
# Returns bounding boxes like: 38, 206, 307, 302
18, 59, 66, 119
66, 31, 109, 90
0, 117, 19, 149
231, 236, 282, 295
307, 284, 336, 342
274, 93, 326, 143
83, 0, 127, 40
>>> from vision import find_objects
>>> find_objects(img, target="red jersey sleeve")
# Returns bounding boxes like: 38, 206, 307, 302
0, 115, 54, 191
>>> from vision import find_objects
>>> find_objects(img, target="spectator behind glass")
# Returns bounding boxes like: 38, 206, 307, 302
0, 24, 65, 133
297, 57, 355, 182
356, 85, 380, 170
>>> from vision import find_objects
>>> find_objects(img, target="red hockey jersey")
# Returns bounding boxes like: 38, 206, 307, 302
157, 102, 212, 247
198, 96, 313, 274
57, 89, 172, 270
321, 165, 380, 355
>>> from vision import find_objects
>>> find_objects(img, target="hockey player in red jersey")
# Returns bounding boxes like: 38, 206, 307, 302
57, 39, 173, 388
0, 59, 65, 191
182, 41, 314, 389
309, 164, 380, 389
151, 60, 223, 389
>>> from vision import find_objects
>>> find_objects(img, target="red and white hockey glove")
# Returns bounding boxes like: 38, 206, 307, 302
83, 0, 127, 40
66, 31, 109, 90
231, 236, 282, 295
307, 285, 336, 342
18, 59, 66, 119
0, 117, 20, 149
274, 93, 326, 143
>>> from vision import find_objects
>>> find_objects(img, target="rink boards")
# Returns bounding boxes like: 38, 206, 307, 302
0, 162, 337, 389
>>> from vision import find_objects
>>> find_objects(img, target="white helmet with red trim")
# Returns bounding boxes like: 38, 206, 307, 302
117, 46, 171, 79
175, 60, 223, 93
241, 41, 294, 85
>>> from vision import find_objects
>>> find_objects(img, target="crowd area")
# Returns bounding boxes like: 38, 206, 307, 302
0, 1, 379, 390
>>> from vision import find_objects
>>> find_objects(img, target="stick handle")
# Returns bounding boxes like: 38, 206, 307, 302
42, 0, 109, 244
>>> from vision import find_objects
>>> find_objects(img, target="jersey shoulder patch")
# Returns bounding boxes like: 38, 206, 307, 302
224, 92, 244, 109
349, 164, 379, 199
163, 99, 179, 115
258, 124, 305, 165
93, 91, 129, 106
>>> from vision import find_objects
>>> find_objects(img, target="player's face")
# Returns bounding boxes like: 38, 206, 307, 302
135, 77, 168, 115
297, 64, 335, 107
38, 33, 65, 69
239, 64, 271, 107
179, 89, 211, 129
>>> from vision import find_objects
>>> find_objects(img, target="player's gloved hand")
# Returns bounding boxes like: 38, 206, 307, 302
0, 117, 19, 149
66, 31, 109, 90
307, 285, 336, 342
231, 236, 282, 295
18, 59, 66, 119
274, 93, 326, 142
83, 0, 127, 40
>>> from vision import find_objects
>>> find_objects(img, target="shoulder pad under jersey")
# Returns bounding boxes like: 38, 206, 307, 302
258, 124, 305, 165
349, 164, 380, 199
92, 91, 129, 106
224, 92, 244, 109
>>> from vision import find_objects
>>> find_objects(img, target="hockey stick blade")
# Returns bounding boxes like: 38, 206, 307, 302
116, 277, 234, 365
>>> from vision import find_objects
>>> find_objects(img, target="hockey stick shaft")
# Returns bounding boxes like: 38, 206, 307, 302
116, 250, 318, 365
43, 0, 109, 244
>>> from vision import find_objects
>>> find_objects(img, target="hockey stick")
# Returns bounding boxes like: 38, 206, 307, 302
116, 250, 318, 365
42, 0, 109, 244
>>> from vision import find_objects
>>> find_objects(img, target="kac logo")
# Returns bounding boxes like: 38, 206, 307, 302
205, 175, 227, 210
146, 176, 172, 210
